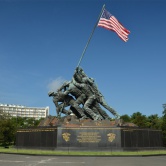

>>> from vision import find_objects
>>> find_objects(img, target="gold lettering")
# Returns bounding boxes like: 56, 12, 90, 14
77, 132, 101, 143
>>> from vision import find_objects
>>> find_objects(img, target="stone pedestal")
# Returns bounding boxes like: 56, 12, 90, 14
16, 117, 163, 151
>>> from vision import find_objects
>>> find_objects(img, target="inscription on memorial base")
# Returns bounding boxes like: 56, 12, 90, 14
77, 132, 101, 143
56, 126, 121, 150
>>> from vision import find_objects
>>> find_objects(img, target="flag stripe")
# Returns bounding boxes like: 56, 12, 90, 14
110, 17, 129, 35
99, 18, 128, 37
98, 19, 128, 41
98, 8, 130, 42
111, 16, 130, 34
98, 23, 128, 42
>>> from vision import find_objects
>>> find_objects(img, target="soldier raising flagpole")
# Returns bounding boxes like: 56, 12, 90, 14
49, 4, 130, 120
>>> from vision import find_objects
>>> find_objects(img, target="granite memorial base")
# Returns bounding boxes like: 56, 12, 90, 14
16, 117, 163, 151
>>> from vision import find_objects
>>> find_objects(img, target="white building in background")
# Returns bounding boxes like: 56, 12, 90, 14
0, 104, 49, 120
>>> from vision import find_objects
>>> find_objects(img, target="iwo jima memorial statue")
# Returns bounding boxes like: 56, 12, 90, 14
16, 5, 163, 150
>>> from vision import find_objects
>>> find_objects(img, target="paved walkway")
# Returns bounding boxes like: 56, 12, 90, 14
0, 154, 166, 166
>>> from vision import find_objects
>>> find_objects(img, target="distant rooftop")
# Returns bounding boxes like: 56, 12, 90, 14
0, 103, 25, 107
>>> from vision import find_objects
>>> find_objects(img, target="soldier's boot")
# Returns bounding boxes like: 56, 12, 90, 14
92, 114, 103, 121
101, 113, 110, 120
78, 110, 88, 120
67, 110, 72, 115
104, 117, 110, 120
115, 113, 120, 119
109, 108, 120, 119
79, 114, 88, 120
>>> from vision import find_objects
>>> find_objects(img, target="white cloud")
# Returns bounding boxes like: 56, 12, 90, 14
47, 77, 66, 92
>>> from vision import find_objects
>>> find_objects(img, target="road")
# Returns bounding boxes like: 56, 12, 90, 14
0, 154, 166, 166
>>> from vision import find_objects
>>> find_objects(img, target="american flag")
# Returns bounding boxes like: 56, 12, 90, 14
98, 8, 130, 42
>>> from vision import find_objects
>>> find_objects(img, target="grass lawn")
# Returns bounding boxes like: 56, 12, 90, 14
0, 146, 166, 156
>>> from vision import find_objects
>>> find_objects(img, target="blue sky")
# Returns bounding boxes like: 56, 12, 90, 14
0, 0, 166, 118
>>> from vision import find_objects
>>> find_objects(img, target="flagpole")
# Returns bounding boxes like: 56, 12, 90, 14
77, 4, 105, 67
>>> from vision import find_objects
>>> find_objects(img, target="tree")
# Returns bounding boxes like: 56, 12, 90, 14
147, 114, 162, 129
0, 110, 16, 145
0, 114, 44, 146
131, 112, 148, 128
0, 110, 10, 120
161, 104, 166, 146
11, 117, 25, 128
120, 114, 131, 122
0, 119, 16, 146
